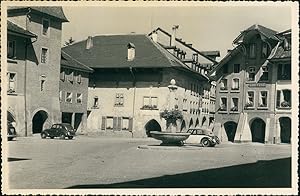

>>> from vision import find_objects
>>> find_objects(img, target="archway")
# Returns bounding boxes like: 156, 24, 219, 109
195, 118, 200, 128
279, 117, 291, 143
224, 121, 237, 142
145, 119, 161, 137
32, 110, 48, 134
250, 118, 266, 143
201, 116, 207, 126
189, 118, 194, 128
180, 120, 186, 132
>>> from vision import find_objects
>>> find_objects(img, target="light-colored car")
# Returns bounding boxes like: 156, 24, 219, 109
184, 128, 220, 147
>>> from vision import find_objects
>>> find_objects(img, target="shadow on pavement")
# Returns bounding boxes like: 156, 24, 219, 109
66, 157, 291, 188
8, 157, 32, 162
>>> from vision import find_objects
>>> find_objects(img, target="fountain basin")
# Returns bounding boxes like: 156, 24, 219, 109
150, 131, 191, 145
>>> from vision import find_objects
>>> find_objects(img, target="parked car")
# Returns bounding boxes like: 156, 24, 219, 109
41, 123, 76, 140
184, 128, 220, 147
8, 123, 17, 141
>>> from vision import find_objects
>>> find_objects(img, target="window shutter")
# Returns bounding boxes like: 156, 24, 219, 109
117, 117, 122, 131
128, 117, 133, 131
101, 116, 106, 130
113, 117, 118, 131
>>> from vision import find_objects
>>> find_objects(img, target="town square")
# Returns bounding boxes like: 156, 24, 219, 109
1, 1, 298, 195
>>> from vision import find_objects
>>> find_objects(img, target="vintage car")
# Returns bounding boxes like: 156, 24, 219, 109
8, 123, 17, 141
184, 128, 220, 147
41, 123, 76, 140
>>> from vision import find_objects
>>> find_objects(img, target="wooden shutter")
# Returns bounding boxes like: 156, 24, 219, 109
128, 117, 133, 131
113, 117, 118, 131
117, 117, 122, 131
101, 116, 106, 130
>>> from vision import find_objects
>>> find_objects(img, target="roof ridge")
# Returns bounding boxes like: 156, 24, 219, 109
61, 50, 94, 72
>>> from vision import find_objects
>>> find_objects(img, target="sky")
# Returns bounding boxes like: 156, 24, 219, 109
61, 5, 292, 60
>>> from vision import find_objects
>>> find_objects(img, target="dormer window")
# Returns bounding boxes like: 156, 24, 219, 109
127, 43, 135, 61
42, 18, 50, 36
262, 42, 269, 58
283, 38, 291, 51
249, 43, 256, 58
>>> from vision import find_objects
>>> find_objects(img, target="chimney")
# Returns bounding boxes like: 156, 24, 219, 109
151, 31, 158, 43
86, 36, 93, 50
170, 25, 179, 47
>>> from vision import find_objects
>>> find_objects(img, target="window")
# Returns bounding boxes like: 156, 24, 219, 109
248, 66, 256, 81
41, 48, 48, 63
115, 93, 124, 106
42, 19, 50, 36
283, 38, 291, 51
246, 91, 254, 108
232, 78, 239, 90
40, 79, 45, 91
233, 64, 240, 73
277, 90, 291, 108
249, 43, 256, 58
231, 98, 238, 111
223, 64, 228, 74
278, 64, 291, 80
262, 42, 269, 58
60, 70, 65, 81
106, 117, 113, 130
142, 96, 158, 109
259, 91, 268, 107
122, 117, 130, 130
8, 40, 16, 58
220, 79, 227, 90
59, 91, 63, 102
77, 73, 81, 83
219, 97, 227, 111
260, 66, 269, 81
68, 71, 74, 82
76, 93, 83, 104
93, 97, 99, 108
7, 73, 16, 93
65, 92, 73, 103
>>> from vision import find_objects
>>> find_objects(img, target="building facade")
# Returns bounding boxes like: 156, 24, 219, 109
211, 24, 291, 144
59, 51, 93, 133
63, 27, 219, 137
7, 7, 68, 136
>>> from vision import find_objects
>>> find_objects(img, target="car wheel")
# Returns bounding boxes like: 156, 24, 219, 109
201, 138, 211, 147
41, 133, 47, 139
59, 133, 65, 140
68, 136, 73, 139
50, 136, 54, 139
8, 137, 13, 141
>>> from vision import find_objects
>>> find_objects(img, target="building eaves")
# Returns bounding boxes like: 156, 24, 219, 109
61, 51, 94, 73
7, 20, 37, 38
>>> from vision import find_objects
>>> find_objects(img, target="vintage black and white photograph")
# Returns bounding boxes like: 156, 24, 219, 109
1, 1, 299, 195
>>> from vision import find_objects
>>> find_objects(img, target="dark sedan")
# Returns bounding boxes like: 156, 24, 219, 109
41, 123, 76, 140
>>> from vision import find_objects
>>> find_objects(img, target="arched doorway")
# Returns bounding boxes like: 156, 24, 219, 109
180, 120, 186, 132
279, 117, 291, 143
32, 110, 48, 134
250, 118, 266, 143
145, 119, 161, 137
201, 117, 207, 126
195, 118, 200, 128
224, 121, 237, 142
189, 119, 194, 128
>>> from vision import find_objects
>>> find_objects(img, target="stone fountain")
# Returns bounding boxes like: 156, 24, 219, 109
150, 79, 190, 145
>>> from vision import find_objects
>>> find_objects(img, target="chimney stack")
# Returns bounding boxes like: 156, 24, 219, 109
86, 36, 93, 50
170, 25, 179, 47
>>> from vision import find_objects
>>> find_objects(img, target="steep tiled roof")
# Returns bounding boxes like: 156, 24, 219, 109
8, 6, 68, 22
63, 34, 186, 69
7, 20, 37, 38
61, 51, 93, 72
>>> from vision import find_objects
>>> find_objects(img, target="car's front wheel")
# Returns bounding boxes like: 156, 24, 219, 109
41, 132, 47, 139
201, 138, 211, 147
59, 133, 65, 140
68, 136, 73, 139
8, 137, 13, 141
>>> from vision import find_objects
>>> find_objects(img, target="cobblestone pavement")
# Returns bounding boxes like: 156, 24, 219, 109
5, 134, 292, 191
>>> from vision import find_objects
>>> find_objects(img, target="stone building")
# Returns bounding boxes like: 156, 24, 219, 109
62, 27, 218, 137
59, 51, 94, 133
210, 24, 292, 144
7, 7, 68, 136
